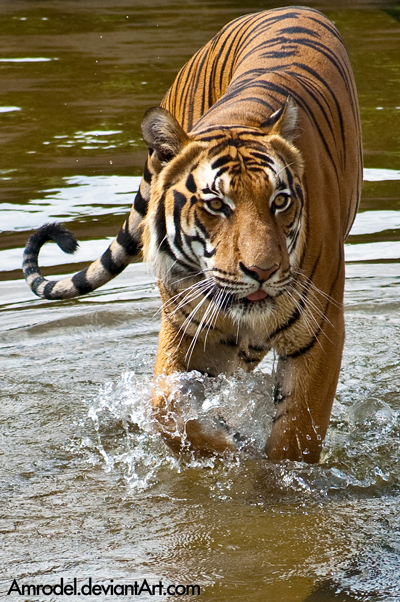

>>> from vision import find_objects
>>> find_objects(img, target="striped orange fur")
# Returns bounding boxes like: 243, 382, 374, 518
23, 7, 362, 462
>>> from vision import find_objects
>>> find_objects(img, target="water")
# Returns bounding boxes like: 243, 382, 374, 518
1, 1, 400, 600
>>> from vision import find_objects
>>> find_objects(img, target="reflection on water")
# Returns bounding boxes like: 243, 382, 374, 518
1, 2, 400, 601
0, 175, 140, 235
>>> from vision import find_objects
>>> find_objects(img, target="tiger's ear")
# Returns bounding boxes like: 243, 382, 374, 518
141, 107, 190, 164
262, 97, 298, 142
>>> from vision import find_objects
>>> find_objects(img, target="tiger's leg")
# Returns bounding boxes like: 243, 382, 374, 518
152, 386, 238, 456
151, 320, 238, 456
265, 299, 345, 463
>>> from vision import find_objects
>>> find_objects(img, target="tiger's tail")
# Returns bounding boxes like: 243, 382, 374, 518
23, 218, 141, 300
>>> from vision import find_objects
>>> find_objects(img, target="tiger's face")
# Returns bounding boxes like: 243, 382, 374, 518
142, 104, 305, 324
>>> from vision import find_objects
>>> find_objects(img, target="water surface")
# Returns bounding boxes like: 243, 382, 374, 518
1, 2, 400, 601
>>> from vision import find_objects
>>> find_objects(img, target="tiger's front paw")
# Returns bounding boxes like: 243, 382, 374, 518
152, 401, 238, 457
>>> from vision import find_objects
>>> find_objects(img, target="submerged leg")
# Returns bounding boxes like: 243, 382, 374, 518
265, 305, 345, 463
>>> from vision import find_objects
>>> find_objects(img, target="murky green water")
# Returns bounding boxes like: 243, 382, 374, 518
1, 1, 400, 600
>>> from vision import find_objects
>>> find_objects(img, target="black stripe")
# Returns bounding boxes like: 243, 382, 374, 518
196, 132, 227, 142
295, 184, 303, 200
282, 257, 342, 360
155, 192, 167, 250
212, 267, 236, 277
213, 274, 239, 286
187, 45, 214, 130
116, 225, 140, 256
238, 351, 260, 365
212, 92, 276, 119
220, 337, 238, 347
248, 344, 268, 352
188, 234, 215, 259
287, 227, 301, 255
240, 163, 267, 175
177, 54, 201, 127
134, 189, 148, 217
185, 173, 197, 193
71, 268, 93, 295
143, 162, 152, 184
261, 49, 297, 60
272, 409, 288, 423
273, 384, 288, 406
278, 26, 320, 38
172, 191, 199, 269
235, 35, 293, 67
160, 238, 176, 262
173, 191, 186, 253
287, 37, 352, 99
222, 16, 259, 85
31, 276, 45, 292
101, 248, 125, 276
43, 281, 57, 298
269, 246, 321, 338
212, 137, 267, 153
202, 12, 260, 94
233, 10, 302, 64
197, 125, 269, 139
211, 154, 232, 170
24, 265, 39, 278
283, 331, 321, 359
248, 151, 275, 166
287, 63, 344, 152
221, 204, 233, 218
284, 164, 294, 189
206, 37, 220, 110
307, 14, 345, 45
215, 165, 231, 179
194, 214, 210, 239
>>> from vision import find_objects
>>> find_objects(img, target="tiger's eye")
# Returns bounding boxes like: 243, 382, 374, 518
208, 198, 224, 211
273, 194, 291, 211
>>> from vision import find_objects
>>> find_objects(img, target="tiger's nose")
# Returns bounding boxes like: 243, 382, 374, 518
241, 262, 280, 282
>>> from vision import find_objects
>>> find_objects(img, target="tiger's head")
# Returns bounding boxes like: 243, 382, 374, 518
141, 98, 305, 324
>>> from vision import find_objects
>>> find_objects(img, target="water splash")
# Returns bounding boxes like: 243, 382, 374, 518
83, 369, 276, 492
83, 357, 400, 502
84, 372, 176, 492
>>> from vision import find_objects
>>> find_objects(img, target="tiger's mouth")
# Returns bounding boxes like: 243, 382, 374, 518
208, 287, 276, 314
227, 294, 277, 319
246, 289, 269, 302
202, 267, 288, 310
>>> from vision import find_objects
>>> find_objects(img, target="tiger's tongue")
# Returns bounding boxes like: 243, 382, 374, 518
246, 290, 268, 301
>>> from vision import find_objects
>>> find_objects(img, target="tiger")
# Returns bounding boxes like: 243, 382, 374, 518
23, 6, 362, 463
